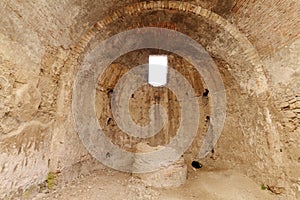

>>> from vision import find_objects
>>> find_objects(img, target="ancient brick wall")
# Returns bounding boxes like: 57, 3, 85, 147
0, 1, 299, 199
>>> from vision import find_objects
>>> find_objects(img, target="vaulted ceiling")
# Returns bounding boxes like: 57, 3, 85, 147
1, 0, 299, 59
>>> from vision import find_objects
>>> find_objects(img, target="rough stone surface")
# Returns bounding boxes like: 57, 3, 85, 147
232, 0, 300, 57
134, 143, 187, 188
262, 36, 300, 198
0, 1, 299, 199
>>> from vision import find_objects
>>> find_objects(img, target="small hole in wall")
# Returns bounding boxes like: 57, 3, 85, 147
108, 89, 113, 93
203, 89, 209, 97
210, 148, 215, 159
106, 152, 111, 158
205, 116, 210, 122
106, 118, 112, 126
131, 94, 134, 98
280, 149, 282, 152
191, 161, 202, 169
107, 89, 113, 98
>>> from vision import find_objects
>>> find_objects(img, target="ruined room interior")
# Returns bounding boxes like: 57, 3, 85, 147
0, 0, 299, 199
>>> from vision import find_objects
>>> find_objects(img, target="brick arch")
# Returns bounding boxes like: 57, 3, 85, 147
64, 0, 268, 95
52, 1, 282, 186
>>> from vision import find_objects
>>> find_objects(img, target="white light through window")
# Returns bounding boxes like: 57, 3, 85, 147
148, 55, 168, 87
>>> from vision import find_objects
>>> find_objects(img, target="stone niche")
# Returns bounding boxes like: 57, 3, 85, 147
95, 49, 209, 165
93, 48, 209, 188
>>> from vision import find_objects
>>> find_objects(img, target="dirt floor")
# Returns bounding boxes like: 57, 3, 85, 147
31, 168, 280, 200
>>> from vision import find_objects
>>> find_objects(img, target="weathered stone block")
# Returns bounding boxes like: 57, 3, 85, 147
133, 157, 187, 188
285, 122, 296, 132
295, 101, 300, 109
284, 111, 296, 119
279, 102, 289, 109
133, 143, 187, 188
293, 109, 300, 113
15, 84, 41, 122
289, 98, 297, 104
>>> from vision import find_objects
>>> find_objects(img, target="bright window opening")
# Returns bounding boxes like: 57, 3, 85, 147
148, 55, 168, 87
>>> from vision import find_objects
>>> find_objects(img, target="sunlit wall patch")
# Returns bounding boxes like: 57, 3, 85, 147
148, 55, 168, 87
